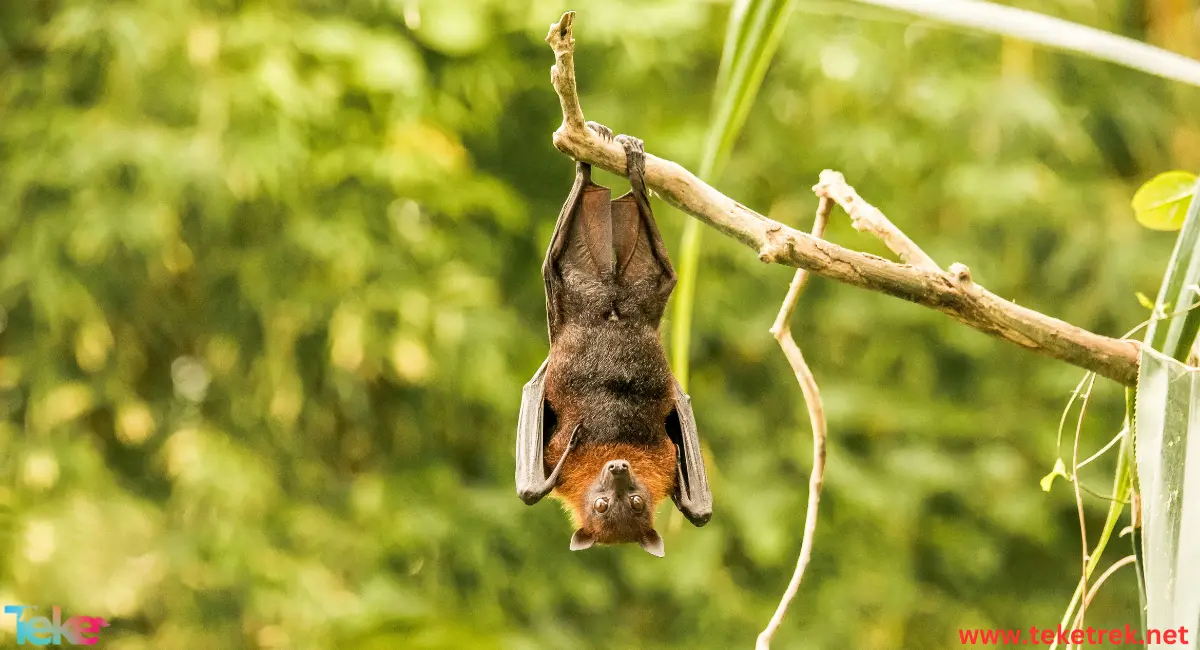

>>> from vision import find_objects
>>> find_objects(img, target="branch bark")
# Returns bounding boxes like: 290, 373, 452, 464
544, 11, 1141, 387
757, 197, 833, 650
813, 170, 940, 272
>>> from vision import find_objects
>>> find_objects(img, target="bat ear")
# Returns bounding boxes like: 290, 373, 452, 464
639, 529, 664, 557
569, 529, 596, 551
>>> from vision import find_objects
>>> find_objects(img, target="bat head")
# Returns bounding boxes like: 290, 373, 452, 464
545, 434, 676, 556
568, 458, 665, 557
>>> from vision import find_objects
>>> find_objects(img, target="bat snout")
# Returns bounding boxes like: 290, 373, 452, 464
606, 460, 630, 475
599, 459, 637, 491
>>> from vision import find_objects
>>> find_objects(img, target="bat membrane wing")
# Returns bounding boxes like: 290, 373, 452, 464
561, 186, 614, 280
515, 358, 559, 505
611, 194, 667, 286
666, 381, 713, 526
542, 162, 616, 341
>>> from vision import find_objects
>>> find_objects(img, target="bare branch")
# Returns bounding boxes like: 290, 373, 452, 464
813, 170, 940, 271
769, 197, 833, 335
543, 11, 1140, 386
545, 12, 586, 135
757, 198, 833, 650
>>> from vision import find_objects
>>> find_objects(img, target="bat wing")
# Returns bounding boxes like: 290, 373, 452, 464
543, 163, 614, 341
612, 134, 675, 316
515, 358, 580, 505
611, 195, 667, 286
515, 358, 554, 504
570, 185, 614, 279
666, 380, 713, 526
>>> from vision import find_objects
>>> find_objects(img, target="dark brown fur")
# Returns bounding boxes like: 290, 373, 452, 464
513, 127, 708, 554
540, 133, 679, 546
540, 219, 679, 544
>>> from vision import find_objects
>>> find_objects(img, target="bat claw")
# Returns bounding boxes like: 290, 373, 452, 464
615, 133, 643, 155
517, 487, 545, 505
616, 134, 646, 187
586, 121, 614, 142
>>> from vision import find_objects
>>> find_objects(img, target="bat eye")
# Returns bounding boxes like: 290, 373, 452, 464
593, 498, 609, 513
630, 495, 644, 511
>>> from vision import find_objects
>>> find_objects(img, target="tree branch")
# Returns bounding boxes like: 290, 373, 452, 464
757, 197, 833, 650
813, 170, 939, 271
544, 11, 1141, 387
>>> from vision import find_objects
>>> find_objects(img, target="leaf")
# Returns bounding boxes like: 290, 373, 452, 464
1145, 176, 1200, 361
1137, 291, 1157, 310
1134, 347, 1200, 649
671, 0, 798, 387
700, 0, 798, 179
848, 0, 1200, 88
1040, 457, 1068, 492
1132, 171, 1198, 232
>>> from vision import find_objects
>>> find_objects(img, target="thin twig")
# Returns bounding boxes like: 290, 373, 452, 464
1055, 373, 1094, 458
1076, 482, 1130, 505
1078, 429, 1124, 470
756, 197, 834, 650
1070, 555, 1137, 630
813, 170, 940, 271
1070, 372, 1098, 647
543, 11, 1140, 386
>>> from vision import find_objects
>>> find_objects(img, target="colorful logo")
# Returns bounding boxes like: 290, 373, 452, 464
3, 606, 108, 646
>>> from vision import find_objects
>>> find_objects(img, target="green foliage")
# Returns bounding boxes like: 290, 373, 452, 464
1051, 169, 1200, 643
1132, 171, 1197, 231
0, 1, 1195, 648
1144, 176, 1200, 361
1128, 171, 1200, 641
672, 0, 798, 388
1039, 457, 1068, 492
848, 0, 1200, 88
1134, 348, 1200, 648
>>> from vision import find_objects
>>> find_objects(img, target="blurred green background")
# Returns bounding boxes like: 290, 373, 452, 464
2, 0, 1198, 648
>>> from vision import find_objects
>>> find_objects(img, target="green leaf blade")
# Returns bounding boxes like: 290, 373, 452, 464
1132, 171, 1198, 231
672, 0, 797, 386
1145, 176, 1200, 361
1134, 348, 1200, 649
848, 0, 1200, 88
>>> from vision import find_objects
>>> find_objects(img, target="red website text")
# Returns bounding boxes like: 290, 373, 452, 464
959, 625, 1190, 645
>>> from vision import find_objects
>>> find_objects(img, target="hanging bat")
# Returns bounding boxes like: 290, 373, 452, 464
515, 123, 712, 557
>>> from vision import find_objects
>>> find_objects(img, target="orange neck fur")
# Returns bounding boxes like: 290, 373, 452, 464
545, 435, 676, 528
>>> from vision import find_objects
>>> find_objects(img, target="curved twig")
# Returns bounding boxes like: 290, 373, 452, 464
757, 197, 833, 649
1070, 555, 1138, 631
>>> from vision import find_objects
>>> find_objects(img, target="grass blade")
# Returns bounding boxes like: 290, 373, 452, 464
848, 0, 1200, 88
1145, 177, 1200, 362
671, 0, 798, 387
1134, 348, 1200, 649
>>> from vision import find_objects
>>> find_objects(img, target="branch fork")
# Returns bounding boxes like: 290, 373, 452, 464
542, 11, 1140, 386
544, 10, 1154, 647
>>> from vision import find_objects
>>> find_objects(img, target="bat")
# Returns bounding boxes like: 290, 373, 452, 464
515, 122, 712, 557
